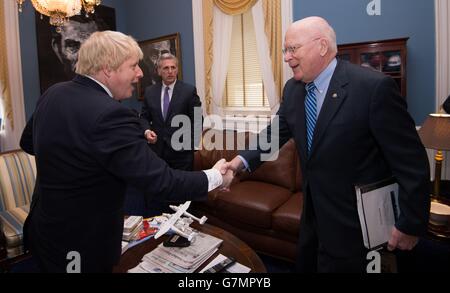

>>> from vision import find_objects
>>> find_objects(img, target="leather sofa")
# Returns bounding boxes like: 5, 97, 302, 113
192, 130, 302, 262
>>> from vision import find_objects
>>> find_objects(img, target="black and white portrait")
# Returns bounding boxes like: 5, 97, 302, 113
35, 5, 116, 94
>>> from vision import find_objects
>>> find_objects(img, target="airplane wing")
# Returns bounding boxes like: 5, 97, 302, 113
154, 201, 191, 239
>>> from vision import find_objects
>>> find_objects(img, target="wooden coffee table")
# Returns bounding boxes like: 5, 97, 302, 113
113, 223, 267, 273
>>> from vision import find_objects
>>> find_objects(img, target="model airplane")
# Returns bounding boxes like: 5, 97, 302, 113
154, 201, 208, 241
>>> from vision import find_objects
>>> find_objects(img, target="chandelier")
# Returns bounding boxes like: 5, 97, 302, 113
16, 0, 101, 32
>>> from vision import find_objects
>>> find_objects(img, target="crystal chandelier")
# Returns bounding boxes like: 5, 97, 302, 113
16, 0, 101, 32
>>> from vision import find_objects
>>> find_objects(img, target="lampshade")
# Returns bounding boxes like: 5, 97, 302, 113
418, 114, 450, 151
17, 0, 101, 32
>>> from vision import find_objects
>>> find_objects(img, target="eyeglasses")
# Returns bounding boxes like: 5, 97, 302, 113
282, 37, 321, 56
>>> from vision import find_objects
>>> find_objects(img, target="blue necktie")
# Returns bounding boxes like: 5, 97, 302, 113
305, 82, 317, 154
163, 86, 170, 120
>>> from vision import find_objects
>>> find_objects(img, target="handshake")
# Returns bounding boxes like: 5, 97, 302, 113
211, 156, 246, 191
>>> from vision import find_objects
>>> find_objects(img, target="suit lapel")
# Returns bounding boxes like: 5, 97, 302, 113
166, 81, 181, 122
310, 60, 349, 158
151, 83, 165, 122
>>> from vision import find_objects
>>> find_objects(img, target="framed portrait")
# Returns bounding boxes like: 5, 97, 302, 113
137, 33, 182, 100
35, 5, 116, 94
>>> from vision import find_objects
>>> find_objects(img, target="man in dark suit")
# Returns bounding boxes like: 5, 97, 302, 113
225, 17, 430, 272
141, 53, 202, 171
20, 31, 231, 273
126, 53, 202, 216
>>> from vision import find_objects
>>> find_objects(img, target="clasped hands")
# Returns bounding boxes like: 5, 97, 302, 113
212, 156, 245, 191
144, 130, 157, 144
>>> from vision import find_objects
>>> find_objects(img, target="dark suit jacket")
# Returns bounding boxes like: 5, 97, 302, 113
140, 80, 202, 170
20, 75, 208, 272
444, 95, 450, 114
241, 60, 430, 259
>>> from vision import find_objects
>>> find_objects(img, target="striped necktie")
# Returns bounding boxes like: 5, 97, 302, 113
305, 82, 317, 154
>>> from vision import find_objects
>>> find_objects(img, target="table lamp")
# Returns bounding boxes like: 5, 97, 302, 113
418, 113, 450, 198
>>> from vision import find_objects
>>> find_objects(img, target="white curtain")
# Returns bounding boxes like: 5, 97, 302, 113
252, 0, 279, 115
434, 0, 449, 180
210, 5, 233, 116
435, 0, 450, 110
281, 0, 293, 86
192, 0, 207, 117
0, 0, 26, 152
192, 0, 292, 116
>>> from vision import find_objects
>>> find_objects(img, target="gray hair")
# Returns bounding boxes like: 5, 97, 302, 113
322, 24, 337, 54
157, 53, 178, 68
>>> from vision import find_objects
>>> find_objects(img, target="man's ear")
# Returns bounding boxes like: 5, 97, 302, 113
103, 67, 112, 78
319, 38, 329, 57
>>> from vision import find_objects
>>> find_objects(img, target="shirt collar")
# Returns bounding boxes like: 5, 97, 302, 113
85, 75, 113, 98
313, 58, 337, 94
163, 80, 177, 91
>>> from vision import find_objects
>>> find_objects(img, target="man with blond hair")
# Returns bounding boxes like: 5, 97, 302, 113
20, 31, 231, 273
225, 17, 429, 272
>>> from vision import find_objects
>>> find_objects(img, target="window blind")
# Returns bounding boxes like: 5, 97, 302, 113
224, 10, 269, 110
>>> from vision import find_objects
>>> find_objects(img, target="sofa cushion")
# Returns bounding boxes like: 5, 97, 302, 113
272, 192, 302, 236
0, 204, 29, 258
241, 139, 298, 191
213, 181, 292, 229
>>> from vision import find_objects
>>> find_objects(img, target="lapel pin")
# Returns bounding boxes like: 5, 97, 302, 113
332, 93, 338, 99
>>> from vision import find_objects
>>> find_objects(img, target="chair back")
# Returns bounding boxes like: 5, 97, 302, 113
0, 150, 36, 212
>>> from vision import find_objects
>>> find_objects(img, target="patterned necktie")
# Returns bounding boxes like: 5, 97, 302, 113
163, 86, 170, 120
305, 82, 317, 154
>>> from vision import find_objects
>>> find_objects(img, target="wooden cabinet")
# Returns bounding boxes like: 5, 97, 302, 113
337, 38, 408, 97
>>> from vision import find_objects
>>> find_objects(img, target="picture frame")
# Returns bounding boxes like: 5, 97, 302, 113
137, 33, 182, 100
35, 5, 116, 94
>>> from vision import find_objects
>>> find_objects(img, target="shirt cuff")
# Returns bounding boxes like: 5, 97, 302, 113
237, 155, 251, 172
202, 169, 223, 192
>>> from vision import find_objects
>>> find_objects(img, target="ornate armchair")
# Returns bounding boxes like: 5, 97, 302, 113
0, 149, 36, 267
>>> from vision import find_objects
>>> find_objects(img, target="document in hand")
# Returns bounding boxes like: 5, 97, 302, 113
355, 177, 400, 250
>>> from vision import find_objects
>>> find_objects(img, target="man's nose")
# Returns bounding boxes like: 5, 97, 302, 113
136, 65, 144, 78
284, 53, 292, 63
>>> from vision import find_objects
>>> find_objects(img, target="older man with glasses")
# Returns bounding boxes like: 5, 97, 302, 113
224, 16, 430, 273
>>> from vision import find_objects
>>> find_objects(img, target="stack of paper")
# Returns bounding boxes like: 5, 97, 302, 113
123, 216, 143, 241
122, 217, 159, 254
128, 232, 223, 273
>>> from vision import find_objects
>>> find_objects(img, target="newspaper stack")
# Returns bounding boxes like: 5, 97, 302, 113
128, 232, 223, 273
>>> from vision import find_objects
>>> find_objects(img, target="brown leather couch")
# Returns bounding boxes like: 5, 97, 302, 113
192, 130, 302, 262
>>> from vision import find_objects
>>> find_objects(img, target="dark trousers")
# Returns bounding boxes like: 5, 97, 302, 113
296, 212, 368, 273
